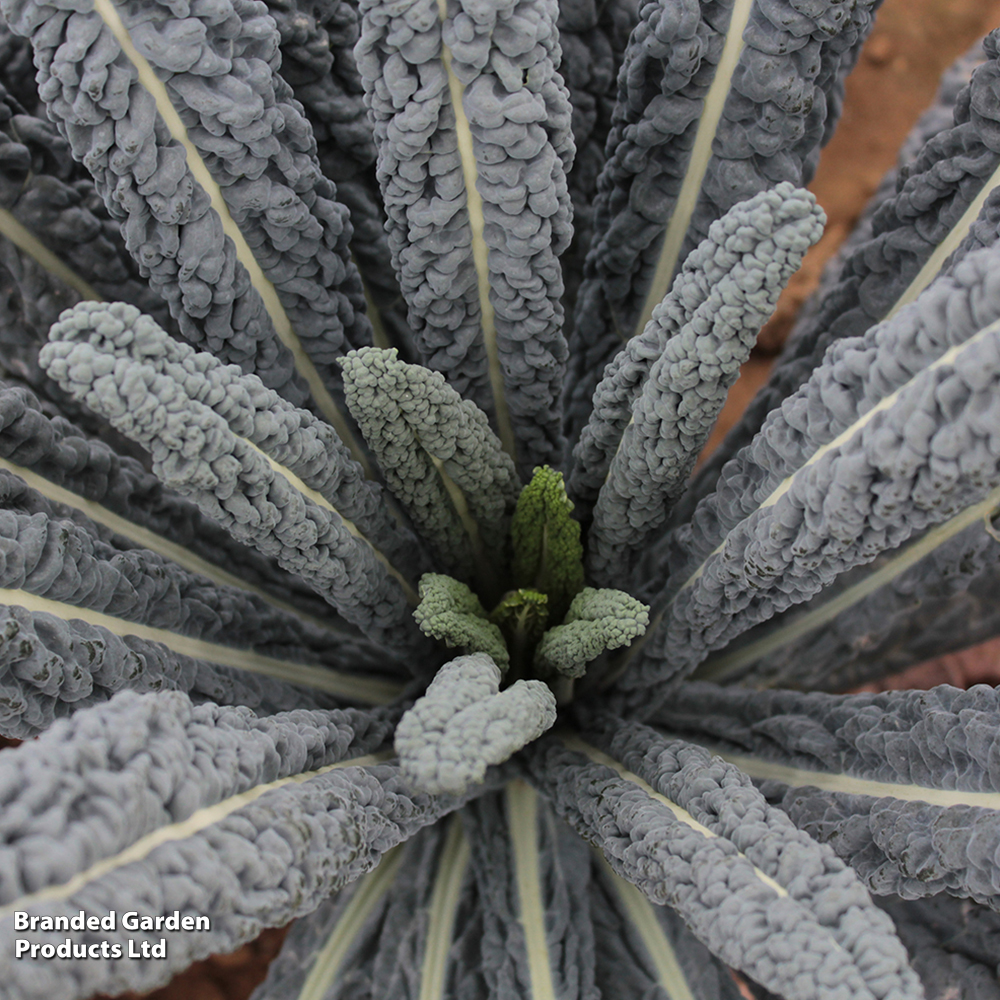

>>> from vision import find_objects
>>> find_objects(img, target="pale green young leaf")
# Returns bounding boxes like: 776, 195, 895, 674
535, 588, 649, 679
413, 573, 510, 671
511, 467, 584, 622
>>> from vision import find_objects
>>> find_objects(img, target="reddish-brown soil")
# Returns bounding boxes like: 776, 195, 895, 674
54, 1, 1000, 997
91, 929, 291, 1000
700, 0, 1000, 458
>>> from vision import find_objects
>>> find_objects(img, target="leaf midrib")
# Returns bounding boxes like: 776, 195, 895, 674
0, 586, 402, 703
0, 749, 394, 917
91, 0, 373, 476
436, 0, 516, 461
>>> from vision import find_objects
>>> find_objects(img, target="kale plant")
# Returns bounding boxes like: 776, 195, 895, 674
0, 1, 998, 999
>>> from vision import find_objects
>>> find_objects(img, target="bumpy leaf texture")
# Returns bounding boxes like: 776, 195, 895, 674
0, 1, 997, 1000
564, 0, 880, 444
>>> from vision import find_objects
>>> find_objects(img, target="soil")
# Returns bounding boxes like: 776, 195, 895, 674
90, 929, 291, 1000
699, 0, 1000, 459
51, 0, 1000, 996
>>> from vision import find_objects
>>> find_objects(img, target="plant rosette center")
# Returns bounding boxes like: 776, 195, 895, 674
398, 466, 650, 795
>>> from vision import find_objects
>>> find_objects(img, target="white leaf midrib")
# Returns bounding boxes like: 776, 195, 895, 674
693, 482, 1000, 683
628, 0, 754, 343
0, 206, 103, 302
675, 313, 1000, 596
0, 586, 402, 703
507, 779, 559, 1000
429, 452, 493, 595
419, 814, 471, 1000
243, 437, 419, 605
436, 0, 516, 462
598, 312, 1000, 688
595, 853, 697, 1000
91, 0, 373, 477
676, 150, 1000, 603
883, 159, 1000, 322
705, 748, 1000, 809
560, 735, 788, 897
297, 844, 406, 1000
607, 186, 1000, 685
0, 454, 344, 635
0, 749, 394, 918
